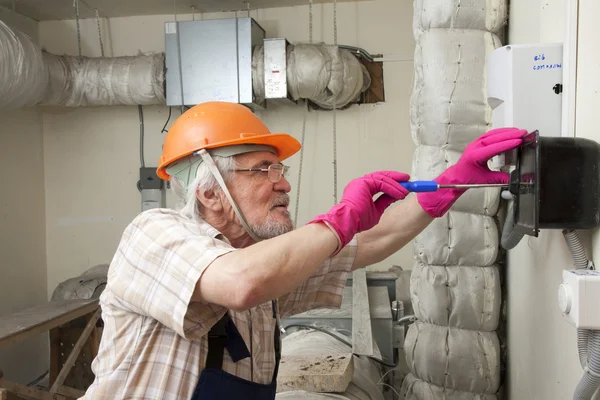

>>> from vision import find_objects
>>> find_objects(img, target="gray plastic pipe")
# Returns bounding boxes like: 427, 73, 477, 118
563, 229, 598, 400
574, 330, 600, 400
501, 201, 525, 250
563, 229, 591, 270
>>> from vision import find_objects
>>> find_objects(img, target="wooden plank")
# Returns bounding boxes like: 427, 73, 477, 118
0, 380, 60, 400
49, 328, 61, 388
0, 388, 7, 400
351, 269, 374, 356
0, 300, 99, 350
359, 59, 385, 104
55, 386, 85, 399
276, 353, 354, 393
50, 309, 101, 394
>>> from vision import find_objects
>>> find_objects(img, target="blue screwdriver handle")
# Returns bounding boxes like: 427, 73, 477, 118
399, 181, 439, 193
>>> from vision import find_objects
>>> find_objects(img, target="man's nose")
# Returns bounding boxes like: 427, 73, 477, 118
274, 176, 291, 193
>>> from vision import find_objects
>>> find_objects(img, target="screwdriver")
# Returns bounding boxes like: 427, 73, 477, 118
399, 181, 509, 193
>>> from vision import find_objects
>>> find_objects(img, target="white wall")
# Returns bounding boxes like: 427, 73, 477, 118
0, 7, 49, 385
506, 0, 600, 399
575, 0, 600, 267
38, 0, 416, 295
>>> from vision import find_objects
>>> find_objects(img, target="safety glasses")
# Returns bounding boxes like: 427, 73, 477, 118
234, 163, 289, 183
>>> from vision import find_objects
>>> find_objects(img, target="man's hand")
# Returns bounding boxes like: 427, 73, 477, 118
417, 127, 526, 218
308, 171, 410, 249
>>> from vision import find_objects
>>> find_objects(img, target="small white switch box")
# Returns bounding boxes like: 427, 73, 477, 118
559, 269, 600, 329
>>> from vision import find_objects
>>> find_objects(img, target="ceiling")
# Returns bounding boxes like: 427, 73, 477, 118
1, 0, 364, 21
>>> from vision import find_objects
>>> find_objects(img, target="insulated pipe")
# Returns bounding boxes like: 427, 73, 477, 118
573, 330, 600, 400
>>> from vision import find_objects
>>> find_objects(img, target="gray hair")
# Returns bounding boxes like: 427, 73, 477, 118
171, 156, 237, 222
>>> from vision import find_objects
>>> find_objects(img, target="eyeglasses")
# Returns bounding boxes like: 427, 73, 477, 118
234, 163, 290, 183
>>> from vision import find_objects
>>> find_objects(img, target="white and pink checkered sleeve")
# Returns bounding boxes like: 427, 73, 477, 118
108, 209, 233, 340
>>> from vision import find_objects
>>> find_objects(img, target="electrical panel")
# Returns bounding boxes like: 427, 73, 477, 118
488, 43, 563, 137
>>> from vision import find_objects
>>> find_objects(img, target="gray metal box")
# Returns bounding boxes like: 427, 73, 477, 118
282, 286, 394, 365
165, 18, 265, 108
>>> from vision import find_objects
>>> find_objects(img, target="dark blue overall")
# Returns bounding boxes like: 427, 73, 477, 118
191, 302, 281, 400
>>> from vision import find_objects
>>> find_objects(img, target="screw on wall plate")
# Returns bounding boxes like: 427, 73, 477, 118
553, 83, 563, 94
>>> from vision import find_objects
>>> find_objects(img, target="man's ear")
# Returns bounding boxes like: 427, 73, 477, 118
196, 187, 224, 212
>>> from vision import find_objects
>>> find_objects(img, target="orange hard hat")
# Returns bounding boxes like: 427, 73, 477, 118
157, 101, 301, 180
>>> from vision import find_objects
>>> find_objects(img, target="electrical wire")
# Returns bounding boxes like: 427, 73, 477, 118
138, 105, 145, 167
282, 324, 398, 368
161, 107, 173, 133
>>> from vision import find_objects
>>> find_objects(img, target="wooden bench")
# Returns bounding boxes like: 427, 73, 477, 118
0, 300, 100, 400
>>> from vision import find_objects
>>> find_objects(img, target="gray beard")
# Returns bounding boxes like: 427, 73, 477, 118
250, 213, 294, 239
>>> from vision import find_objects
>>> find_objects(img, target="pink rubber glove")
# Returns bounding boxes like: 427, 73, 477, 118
417, 127, 527, 218
308, 171, 410, 249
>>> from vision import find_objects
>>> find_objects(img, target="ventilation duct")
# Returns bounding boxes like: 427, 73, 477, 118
253, 42, 371, 109
0, 20, 165, 109
0, 19, 370, 111
400, 1, 508, 398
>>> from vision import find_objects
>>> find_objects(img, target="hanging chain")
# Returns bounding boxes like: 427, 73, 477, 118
293, 1, 314, 226
294, 100, 309, 226
95, 9, 105, 57
73, 0, 82, 56
332, 0, 338, 204
308, 0, 313, 43
332, 106, 338, 204
333, 0, 338, 45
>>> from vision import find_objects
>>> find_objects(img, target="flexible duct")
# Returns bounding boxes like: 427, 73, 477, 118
562, 229, 598, 399
501, 201, 525, 250
574, 330, 600, 400
2, 19, 366, 110
579, 329, 590, 369
0, 20, 47, 109
0, 20, 165, 109
401, 1, 508, 398
563, 229, 591, 270
253, 43, 370, 109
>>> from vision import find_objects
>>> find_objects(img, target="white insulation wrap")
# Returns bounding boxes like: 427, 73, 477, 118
0, 21, 47, 109
42, 53, 166, 107
410, 264, 501, 331
413, 214, 499, 267
0, 21, 165, 109
277, 330, 384, 400
404, 321, 500, 393
402, 0, 507, 399
402, 374, 497, 400
413, 0, 508, 36
410, 29, 501, 150
253, 43, 370, 109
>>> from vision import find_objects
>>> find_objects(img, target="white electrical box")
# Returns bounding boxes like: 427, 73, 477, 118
558, 269, 600, 329
487, 43, 563, 137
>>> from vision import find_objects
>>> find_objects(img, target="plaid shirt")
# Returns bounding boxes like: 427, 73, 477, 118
82, 208, 356, 400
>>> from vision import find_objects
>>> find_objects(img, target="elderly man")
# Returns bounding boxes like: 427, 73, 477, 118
83, 102, 524, 400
